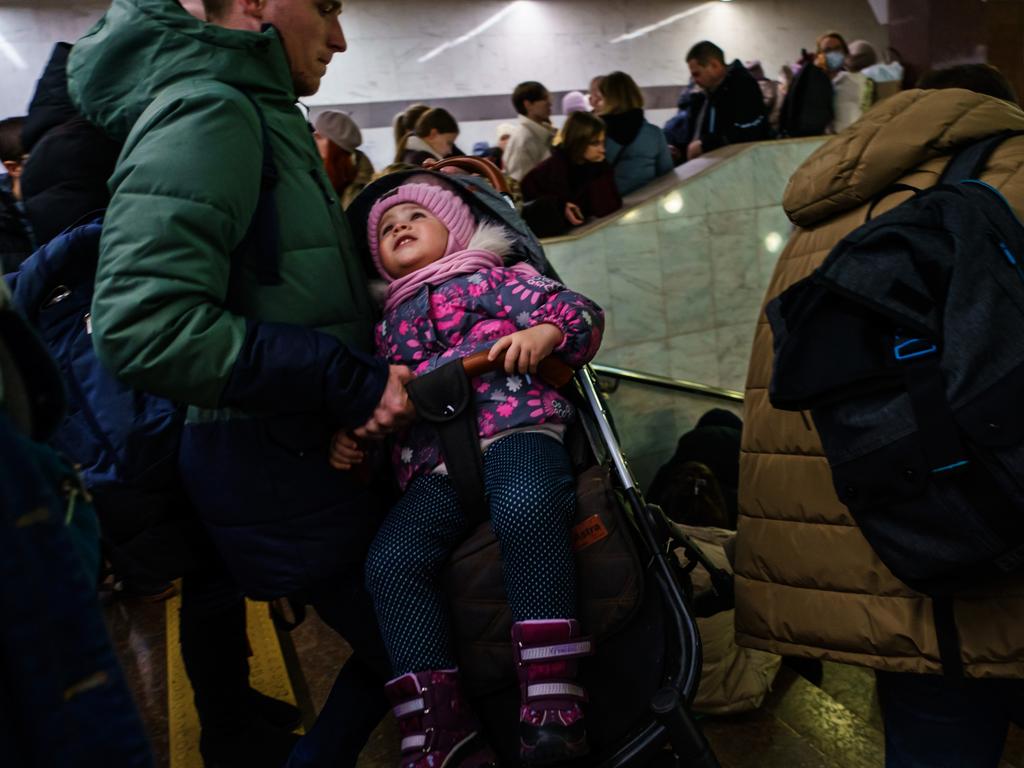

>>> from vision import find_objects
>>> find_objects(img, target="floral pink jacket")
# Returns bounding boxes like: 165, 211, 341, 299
376, 264, 604, 488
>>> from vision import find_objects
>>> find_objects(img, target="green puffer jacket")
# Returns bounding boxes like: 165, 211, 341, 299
66, 0, 390, 597
68, 0, 381, 411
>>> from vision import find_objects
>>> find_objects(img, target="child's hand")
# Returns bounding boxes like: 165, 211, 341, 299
564, 202, 585, 226
488, 323, 564, 374
330, 430, 365, 470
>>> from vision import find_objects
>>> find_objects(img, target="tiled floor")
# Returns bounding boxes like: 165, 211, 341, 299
104, 593, 1024, 768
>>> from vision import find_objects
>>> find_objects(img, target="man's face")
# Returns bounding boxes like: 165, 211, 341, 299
688, 58, 725, 92
525, 91, 552, 123
263, 0, 347, 97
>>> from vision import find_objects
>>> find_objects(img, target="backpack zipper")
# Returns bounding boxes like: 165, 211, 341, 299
999, 241, 1024, 284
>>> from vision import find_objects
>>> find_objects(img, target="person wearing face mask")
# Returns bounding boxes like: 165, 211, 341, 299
815, 32, 873, 133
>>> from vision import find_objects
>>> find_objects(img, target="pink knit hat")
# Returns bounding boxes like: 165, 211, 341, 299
367, 182, 476, 280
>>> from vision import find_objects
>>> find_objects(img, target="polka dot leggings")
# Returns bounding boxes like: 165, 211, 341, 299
365, 432, 577, 676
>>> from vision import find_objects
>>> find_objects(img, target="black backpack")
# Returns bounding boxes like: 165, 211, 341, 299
779, 64, 833, 137
766, 132, 1024, 673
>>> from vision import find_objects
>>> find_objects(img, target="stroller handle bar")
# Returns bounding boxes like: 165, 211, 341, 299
460, 349, 575, 389
427, 156, 511, 196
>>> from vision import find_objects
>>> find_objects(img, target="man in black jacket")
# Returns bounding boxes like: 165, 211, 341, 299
683, 40, 769, 161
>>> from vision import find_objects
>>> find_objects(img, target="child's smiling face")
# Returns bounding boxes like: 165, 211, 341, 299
378, 203, 451, 279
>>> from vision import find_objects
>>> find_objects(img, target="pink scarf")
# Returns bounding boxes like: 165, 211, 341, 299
383, 248, 505, 313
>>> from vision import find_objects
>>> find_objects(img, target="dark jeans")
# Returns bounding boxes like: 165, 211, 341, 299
876, 670, 1023, 768
183, 560, 390, 768
286, 564, 391, 768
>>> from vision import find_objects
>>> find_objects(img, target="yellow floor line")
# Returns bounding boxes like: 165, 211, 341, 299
167, 593, 303, 768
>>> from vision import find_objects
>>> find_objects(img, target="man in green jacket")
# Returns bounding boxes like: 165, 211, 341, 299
67, 0, 413, 765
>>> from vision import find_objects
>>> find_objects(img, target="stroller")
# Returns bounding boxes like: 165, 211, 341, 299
348, 158, 726, 768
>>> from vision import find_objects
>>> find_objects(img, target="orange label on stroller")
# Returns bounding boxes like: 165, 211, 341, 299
571, 515, 609, 551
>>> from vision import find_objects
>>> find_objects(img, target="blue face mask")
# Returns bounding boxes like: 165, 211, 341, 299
825, 51, 846, 70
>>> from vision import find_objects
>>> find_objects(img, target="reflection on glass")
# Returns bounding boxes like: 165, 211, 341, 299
764, 231, 784, 254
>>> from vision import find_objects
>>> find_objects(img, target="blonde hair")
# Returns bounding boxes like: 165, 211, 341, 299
392, 104, 430, 152
598, 71, 644, 115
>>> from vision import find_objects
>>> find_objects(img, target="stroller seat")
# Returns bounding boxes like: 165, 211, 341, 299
348, 161, 723, 768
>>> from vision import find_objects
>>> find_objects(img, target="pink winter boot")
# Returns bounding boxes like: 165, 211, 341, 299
512, 619, 594, 765
384, 669, 498, 768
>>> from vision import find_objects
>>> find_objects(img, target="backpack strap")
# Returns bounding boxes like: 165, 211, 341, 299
932, 595, 964, 677
894, 336, 968, 477
232, 92, 282, 287
864, 183, 921, 222
939, 129, 1024, 185
405, 359, 488, 518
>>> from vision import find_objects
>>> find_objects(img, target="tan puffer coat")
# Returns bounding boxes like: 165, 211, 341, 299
733, 89, 1024, 678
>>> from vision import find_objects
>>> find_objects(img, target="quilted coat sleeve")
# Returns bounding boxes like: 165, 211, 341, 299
494, 269, 604, 367
91, 83, 386, 424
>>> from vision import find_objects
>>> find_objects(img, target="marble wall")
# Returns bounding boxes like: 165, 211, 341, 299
546, 137, 823, 393
545, 138, 825, 486
0, 0, 887, 118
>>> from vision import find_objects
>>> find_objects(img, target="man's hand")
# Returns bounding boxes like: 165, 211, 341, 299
686, 139, 703, 161
488, 324, 564, 374
354, 365, 415, 439
329, 431, 365, 470
564, 201, 585, 226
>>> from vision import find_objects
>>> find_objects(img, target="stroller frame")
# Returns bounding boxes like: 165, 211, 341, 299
349, 159, 723, 768
576, 365, 718, 768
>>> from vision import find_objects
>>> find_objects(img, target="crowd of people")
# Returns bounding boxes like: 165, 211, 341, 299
281, 32, 917, 245
2, 0, 1024, 767
0, 20, 1005, 272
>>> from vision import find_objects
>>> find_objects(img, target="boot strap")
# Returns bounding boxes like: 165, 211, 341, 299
392, 697, 426, 719
519, 638, 593, 662
400, 734, 427, 752
525, 682, 588, 701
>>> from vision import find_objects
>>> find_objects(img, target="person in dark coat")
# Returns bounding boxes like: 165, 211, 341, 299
663, 81, 700, 165
16, 39, 304, 768
597, 71, 674, 194
0, 116, 33, 273
521, 111, 622, 237
647, 409, 742, 529
19, 43, 120, 247
0, 279, 153, 768
683, 41, 769, 160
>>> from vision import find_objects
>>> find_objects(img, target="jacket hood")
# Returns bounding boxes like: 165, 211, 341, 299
67, 0, 294, 143
783, 88, 1024, 228
604, 108, 645, 147
22, 43, 77, 152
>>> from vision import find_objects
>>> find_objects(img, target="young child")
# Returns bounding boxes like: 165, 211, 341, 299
521, 111, 622, 238
332, 180, 603, 768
